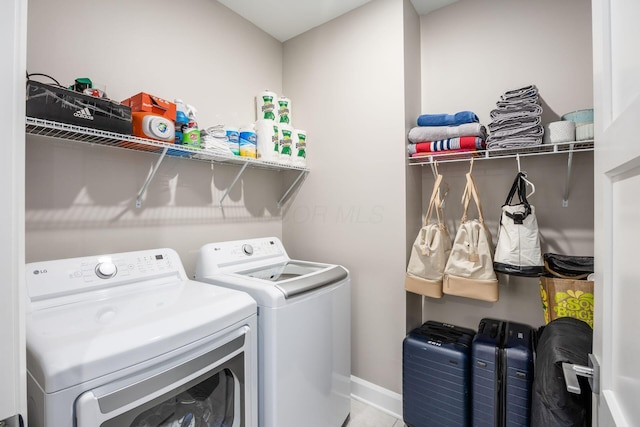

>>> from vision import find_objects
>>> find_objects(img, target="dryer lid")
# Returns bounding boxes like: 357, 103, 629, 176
27, 278, 256, 393
25, 249, 257, 393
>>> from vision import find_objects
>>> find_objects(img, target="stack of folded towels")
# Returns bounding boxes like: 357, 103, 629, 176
486, 85, 544, 149
407, 111, 487, 157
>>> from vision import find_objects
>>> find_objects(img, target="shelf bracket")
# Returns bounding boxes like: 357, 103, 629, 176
562, 143, 575, 207
219, 161, 249, 207
136, 147, 168, 208
278, 169, 308, 208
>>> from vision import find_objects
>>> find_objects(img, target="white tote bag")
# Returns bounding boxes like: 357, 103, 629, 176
405, 172, 452, 298
493, 172, 544, 276
443, 165, 499, 302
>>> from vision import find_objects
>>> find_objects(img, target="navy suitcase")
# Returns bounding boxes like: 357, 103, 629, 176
403, 321, 475, 427
423, 320, 477, 339
472, 318, 534, 427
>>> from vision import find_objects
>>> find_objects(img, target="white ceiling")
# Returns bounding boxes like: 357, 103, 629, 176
217, 0, 459, 42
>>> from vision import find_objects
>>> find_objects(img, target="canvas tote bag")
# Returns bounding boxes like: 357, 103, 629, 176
405, 171, 452, 298
493, 172, 544, 277
443, 164, 499, 302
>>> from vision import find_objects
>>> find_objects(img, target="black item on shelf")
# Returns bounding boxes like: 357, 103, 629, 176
531, 317, 593, 427
26, 80, 132, 135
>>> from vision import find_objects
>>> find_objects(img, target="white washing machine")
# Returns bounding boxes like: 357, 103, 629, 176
195, 237, 351, 427
25, 248, 258, 427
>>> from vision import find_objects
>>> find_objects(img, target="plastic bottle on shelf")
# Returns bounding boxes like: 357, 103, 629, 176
174, 99, 189, 145
182, 104, 201, 149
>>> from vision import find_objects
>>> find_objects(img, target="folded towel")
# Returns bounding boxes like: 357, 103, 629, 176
488, 124, 544, 141
408, 123, 486, 143
490, 104, 543, 120
411, 148, 477, 157
407, 136, 485, 155
500, 85, 538, 101
488, 116, 542, 133
417, 111, 479, 127
487, 136, 543, 149
495, 97, 539, 108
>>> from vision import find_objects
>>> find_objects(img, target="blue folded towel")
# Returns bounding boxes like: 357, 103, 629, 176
417, 111, 479, 127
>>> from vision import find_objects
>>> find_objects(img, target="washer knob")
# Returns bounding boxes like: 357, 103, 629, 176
95, 261, 117, 279
242, 244, 254, 256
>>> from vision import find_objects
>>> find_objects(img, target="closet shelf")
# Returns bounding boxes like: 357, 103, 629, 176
26, 117, 309, 208
407, 140, 594, 166
25, 117, 309, 172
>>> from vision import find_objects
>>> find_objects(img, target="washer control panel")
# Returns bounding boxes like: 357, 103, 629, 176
196, 237, 289, 277
211, 238, 285, 263
25, 248, 183, 304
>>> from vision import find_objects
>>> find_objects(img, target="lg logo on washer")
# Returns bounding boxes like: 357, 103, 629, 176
33, 269, 47, 275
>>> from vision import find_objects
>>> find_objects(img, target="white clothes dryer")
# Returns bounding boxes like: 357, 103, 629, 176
195, 237, 351, 427
25, 248, 258, 427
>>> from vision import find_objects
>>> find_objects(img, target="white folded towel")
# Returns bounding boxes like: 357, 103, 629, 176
408, 122, 486, 143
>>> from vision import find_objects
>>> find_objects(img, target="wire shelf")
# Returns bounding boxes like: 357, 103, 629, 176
25, 117, 309, 172
407, 140, 594, 165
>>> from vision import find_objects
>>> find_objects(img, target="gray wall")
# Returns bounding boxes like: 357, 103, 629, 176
421, 0, 593, 126
282, 0, 410, 394
25, 0, 285, 273
417, 0, 594, 330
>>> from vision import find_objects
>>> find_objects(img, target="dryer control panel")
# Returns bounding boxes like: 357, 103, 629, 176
25, 248, 185, 307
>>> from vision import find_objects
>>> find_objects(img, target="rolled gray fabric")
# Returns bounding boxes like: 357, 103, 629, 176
407, 122, 487, 143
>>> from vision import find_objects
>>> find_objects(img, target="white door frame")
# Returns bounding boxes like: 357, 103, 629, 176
0, 0, 27, 424
592, 0, 640, 425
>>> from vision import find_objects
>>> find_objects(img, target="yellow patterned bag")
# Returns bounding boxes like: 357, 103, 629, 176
539, 277, 594, 328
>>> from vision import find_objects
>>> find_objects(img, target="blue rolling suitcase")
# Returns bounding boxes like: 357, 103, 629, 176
472, 318, 534, 427
403, 321, 475, 427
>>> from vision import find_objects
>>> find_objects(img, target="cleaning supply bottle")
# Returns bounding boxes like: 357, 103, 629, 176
182, 104, 201, 148
174, 99, 189, 144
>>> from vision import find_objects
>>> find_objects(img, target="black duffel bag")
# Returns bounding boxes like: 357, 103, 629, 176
543, 253, 594, 279
531, 317, 593, 427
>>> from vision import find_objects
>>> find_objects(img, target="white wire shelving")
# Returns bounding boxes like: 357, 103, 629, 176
407, 140, 594, 207
25, 117, 308, 208
407, 140, 593, 165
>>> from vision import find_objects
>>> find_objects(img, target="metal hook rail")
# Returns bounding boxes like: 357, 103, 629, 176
409, 140, 593, 207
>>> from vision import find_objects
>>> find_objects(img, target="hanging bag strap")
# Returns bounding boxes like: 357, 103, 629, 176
503, 172, 532, 224
424, 173, 444, 226
419, 172, 447, 254
461, 160, 485, 224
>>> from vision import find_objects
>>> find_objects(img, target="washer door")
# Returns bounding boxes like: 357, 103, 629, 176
75, 334, 247, 427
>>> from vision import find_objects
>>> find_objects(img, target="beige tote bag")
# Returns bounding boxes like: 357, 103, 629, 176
405, 171, 451, 298
443, 163, 499, 302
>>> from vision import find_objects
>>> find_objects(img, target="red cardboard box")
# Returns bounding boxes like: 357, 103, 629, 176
121, 92, 176, 121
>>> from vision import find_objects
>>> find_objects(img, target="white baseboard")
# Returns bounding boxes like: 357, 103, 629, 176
350, 375, 402, 420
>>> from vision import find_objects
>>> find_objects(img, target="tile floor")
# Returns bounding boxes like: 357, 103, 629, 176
349, 398, 405, 427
